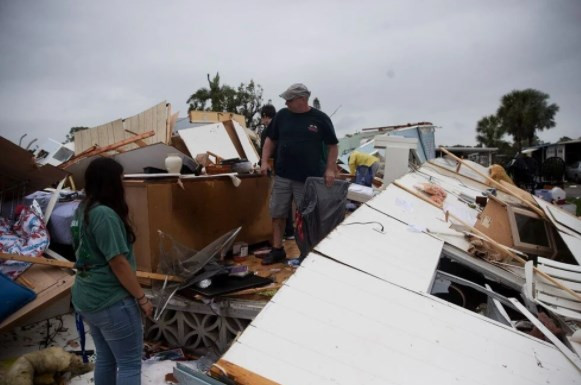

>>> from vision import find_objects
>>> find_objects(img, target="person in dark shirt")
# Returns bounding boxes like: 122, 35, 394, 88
260, 104, 295, 240
260, 83, 338, 264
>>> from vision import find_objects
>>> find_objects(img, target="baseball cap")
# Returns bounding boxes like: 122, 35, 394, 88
279, 83, 311, 101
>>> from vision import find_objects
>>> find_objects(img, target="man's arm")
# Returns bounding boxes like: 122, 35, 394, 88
324, 144, 338, 187
260, 137, 276, 175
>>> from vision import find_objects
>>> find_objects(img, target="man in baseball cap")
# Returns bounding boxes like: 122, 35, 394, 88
259, 83, 338, 265
279, 83, 311, 101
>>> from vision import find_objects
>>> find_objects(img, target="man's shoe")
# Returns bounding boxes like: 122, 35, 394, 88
261, 247, 286, 265
284, 234, 295, 240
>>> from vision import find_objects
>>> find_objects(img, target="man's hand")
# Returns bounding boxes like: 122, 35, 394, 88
324, 168, 336, 187
260, 162, 271, 176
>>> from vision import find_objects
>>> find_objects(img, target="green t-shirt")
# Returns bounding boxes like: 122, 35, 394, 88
268, 107, 338, 182
71, 204, 136, 312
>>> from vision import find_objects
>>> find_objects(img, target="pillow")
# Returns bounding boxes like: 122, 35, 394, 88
0, 271, 36, 322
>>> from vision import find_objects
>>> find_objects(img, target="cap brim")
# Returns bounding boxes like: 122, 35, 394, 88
279, 91, 293, 101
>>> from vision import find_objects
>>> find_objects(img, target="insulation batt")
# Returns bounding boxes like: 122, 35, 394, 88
2, 347, 93, 385
415, 183, 447, 205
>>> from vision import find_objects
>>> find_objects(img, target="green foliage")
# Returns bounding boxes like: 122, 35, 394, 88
64, 126, 89, 143
187, 73, 264, 127
475, 115, 507, 148
558, 136, 572, 142
496, 89, 559, 153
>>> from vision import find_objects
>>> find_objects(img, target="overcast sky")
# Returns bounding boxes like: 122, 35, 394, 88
1, 0, 580, 150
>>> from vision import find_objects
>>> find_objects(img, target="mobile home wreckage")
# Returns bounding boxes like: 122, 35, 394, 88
1, 104, 580, 384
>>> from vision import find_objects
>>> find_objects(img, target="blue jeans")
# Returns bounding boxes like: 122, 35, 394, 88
355, 165, 373, 186
80, 297, 143, 385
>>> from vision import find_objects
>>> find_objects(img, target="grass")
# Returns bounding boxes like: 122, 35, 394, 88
566, 196, 581, 216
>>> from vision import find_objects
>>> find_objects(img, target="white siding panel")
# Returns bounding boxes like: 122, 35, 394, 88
315, 204, 442, 292
368, 185, 472, 252
223, 256, 580, 385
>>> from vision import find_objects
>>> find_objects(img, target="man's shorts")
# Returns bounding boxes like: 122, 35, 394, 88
269, 176, 305, 218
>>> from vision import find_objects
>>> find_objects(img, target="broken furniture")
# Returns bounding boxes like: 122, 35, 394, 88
124, 174, 272, 276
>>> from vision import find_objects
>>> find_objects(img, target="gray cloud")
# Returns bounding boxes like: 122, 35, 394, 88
1, 0, 580, 148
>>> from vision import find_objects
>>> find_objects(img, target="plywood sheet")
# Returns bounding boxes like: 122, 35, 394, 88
231, 120, 260, 164
315, 204, 442, 292
74, 101, 169, 154
474, 199, 514, 248
178, 123, 240, 160
222, 256, 580, 385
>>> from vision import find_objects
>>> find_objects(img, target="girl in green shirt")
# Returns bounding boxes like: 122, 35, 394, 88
72, 158, 152, 385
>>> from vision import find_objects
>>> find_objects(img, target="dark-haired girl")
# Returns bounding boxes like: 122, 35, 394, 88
71, 157, 152, 385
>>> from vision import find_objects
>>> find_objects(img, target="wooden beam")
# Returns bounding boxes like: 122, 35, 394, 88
212, 359, 281, 385
124, 129, 148, 147
438, 147, 547, 219
426, 160, 489, 188
0, 253, 183, 283
60, 131, 155, 169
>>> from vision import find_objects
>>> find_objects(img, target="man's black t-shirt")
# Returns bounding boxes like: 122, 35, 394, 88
268, 107, 338, 182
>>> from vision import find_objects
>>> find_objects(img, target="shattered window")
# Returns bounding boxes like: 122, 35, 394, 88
514, 213, 550, 247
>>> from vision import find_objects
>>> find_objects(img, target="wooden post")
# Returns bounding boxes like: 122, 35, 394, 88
438, 147, 547, 219
0, 253, 183, 283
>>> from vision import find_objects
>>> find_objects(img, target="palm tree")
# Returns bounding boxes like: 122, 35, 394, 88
496, 89, 559, 153
475, 115, 505, 148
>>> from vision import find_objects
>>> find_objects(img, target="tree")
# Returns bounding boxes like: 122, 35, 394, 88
496, 89, 559, 153
475, 115, 506, 148
64, 126, 89, 143
187, 73, 264, 127
558, 136, 572, 142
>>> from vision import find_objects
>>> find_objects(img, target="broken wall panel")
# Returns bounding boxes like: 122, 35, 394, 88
222, 256, 581, 385
73, 101, 170, 154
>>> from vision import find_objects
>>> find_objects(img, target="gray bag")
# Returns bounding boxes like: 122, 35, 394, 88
295, 177, 349, 258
